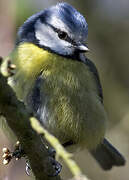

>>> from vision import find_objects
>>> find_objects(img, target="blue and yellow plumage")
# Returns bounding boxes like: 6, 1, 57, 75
3, 2, 125, 170
8, 43, 106, 149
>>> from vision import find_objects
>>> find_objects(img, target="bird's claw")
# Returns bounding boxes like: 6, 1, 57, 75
25, 148, 61, 177
25, 161, 32, 176
2, 142, 62, 177
12, 141, 25, 160
46, 146, 56, 159
44, 157, 62, 177
51, 158, 62, 176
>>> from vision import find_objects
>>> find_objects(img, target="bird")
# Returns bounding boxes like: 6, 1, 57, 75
4, 2, 125, 171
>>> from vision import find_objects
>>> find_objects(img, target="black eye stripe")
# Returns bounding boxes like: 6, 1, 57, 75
56, 28, 77, 45
46, 22, 77, 45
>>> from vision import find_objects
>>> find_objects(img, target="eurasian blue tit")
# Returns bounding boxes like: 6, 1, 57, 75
4, 3, 125, 170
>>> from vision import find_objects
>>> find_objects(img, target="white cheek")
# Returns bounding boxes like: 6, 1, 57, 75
35, 20, 74, 55
35, 20, 55, 47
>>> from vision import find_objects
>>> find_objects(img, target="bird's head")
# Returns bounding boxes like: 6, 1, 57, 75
17, 3, 89, 58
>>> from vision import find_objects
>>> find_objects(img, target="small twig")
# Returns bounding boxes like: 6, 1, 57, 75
30, 117, 90, 180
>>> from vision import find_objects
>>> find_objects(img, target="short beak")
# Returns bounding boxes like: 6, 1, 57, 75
76, 44, 89, 53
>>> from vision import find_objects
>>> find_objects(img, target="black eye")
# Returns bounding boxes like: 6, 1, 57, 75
58, 31, 68, 40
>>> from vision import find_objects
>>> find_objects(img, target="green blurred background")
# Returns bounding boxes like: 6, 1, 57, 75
0, 0, 129, 179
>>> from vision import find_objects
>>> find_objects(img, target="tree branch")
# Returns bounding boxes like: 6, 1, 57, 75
0, 57, 61, 180
0, 57, 91, 180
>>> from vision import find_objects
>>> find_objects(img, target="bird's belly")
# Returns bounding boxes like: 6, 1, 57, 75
38, 85, 107, 150
24, 57, 107, 150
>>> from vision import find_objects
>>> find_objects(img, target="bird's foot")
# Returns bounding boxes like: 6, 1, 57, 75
25, 147, 61, 177
44, 146, 62, 176
25, 160, 33, 176
2, 141, 62, 177
46, 146, 56, 158
44, 156, 62, 177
